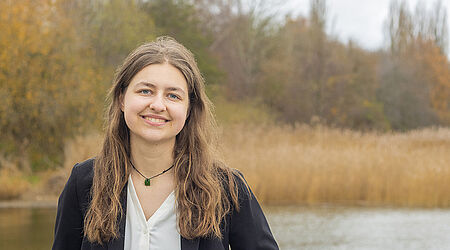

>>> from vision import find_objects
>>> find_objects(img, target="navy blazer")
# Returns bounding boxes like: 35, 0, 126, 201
52, 158, 279, 250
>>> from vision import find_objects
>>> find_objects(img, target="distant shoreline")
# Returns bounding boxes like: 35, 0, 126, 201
0, 200, 57, 209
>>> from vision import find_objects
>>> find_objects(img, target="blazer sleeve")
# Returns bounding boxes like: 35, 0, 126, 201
52, 163, 84, 250
229, 171, 279, 250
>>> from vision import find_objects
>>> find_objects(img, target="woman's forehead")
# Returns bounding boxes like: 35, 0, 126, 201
128, 63, 188, 92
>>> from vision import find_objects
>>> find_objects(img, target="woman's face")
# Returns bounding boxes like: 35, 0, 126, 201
121, 63, 190, 145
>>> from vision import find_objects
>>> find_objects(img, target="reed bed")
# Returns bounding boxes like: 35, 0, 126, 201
6, 124, 448, 207
220, 124, 450, 207
0, 168, 30, 200
60, 124, 450, 207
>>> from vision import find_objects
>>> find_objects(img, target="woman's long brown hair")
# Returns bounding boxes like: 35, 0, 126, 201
83, 37, 242, 244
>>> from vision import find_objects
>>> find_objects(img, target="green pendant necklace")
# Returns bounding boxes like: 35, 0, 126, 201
130, 161, 174, 186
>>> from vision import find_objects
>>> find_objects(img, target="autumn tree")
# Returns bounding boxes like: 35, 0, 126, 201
88, 0, 157, 70
142, 0, 222, 86
418, 40, 450, 124
255, 0, 388, 129
379, 0, 450, 129
0, 0, 103, 170
190, 0, 278, 99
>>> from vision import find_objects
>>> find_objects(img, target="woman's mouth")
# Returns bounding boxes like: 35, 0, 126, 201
143, 116, 166, 123
141, 115, 169, 126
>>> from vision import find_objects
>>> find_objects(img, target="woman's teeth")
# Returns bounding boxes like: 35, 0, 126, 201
145, 117, 165, 123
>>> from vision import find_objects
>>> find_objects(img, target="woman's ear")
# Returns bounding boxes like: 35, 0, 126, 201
119, 93, 125, 112
186, 105, 191, 119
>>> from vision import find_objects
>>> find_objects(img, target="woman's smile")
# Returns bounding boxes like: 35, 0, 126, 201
141, 114, 170, 126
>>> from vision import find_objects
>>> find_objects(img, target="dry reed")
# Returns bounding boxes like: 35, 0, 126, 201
45, 125, 450, 207
0, 168, 30, 200
219, 124, 450, 207
44, 132, 103, 195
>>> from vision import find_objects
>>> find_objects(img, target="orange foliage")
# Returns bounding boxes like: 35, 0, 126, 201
420, 42, 450, 123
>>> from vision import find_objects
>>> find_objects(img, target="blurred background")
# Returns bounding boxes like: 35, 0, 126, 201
0, 0, 449, 249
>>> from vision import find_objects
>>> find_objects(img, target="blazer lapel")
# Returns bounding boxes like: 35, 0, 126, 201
107, 184, 128, 250
181, 237, 200, 250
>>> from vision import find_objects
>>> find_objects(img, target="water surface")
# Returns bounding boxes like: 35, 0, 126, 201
1, 205, 449, 249
265, 205, 450, 250
0, 207, 55, 250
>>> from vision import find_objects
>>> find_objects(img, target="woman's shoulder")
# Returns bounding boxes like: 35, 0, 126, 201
215, 162, 244, 184
73, 158, 95, 174
67, 158, 95, 194
215, 162, 251, 200
231, 169, 252, 200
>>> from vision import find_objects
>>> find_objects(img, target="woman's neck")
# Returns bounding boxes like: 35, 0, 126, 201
129, 135, 175, 177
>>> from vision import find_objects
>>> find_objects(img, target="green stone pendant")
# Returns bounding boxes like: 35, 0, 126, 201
144, 178, 151, 186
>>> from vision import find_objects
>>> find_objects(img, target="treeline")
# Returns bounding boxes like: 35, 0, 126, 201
208, 0, 450, 130
0, 0, 449, 171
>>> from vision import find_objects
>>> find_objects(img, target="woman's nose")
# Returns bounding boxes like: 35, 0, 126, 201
149, 95, 166, 112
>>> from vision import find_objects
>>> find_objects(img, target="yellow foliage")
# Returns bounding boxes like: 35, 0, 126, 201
420, 42, 450, 123
0, 0, 105, 169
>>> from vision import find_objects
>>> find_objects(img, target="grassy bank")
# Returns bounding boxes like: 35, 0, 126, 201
1, 125, 449, 208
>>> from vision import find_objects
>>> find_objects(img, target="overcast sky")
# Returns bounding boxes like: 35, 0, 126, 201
280, 0, 450, 54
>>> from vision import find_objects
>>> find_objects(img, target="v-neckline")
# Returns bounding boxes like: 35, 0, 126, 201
128, 175, 175, 224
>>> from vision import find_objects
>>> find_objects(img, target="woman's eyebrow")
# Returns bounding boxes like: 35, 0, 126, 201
135, 81, 156, 88
135, 81, 186, 95
166, 87, 186, 95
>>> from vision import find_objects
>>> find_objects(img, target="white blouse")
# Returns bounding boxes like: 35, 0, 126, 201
124, 175, 181, 250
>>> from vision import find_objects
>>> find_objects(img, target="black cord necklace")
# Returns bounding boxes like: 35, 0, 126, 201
130, 161, 174, 186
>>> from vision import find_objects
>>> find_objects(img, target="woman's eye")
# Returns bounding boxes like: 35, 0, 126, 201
168, 93, 180, 100
140, 89, 151, 94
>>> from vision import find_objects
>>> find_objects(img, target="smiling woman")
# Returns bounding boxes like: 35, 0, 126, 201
52, 37, 279, 250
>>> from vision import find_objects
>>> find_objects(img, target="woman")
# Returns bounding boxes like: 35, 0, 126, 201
53, 36, 278, 250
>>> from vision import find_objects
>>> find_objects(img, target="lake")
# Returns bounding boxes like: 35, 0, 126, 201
1, 204, 449, 249
265, 205, 450, 249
